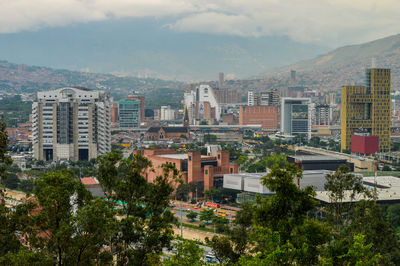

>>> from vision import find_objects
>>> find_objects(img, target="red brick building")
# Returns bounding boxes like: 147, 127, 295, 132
145, 126, 190, 141
239, 105, 278, 129
136, 149, 238, 191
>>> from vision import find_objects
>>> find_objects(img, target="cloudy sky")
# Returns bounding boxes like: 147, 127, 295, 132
0, 0, 399, 80
2, 0, 399, 45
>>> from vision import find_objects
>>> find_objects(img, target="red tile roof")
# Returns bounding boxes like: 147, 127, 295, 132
80, 177, 98, 185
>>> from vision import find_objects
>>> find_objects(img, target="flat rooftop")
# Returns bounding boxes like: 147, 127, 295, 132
289, 155, 346, 161
157, 154, 215, 160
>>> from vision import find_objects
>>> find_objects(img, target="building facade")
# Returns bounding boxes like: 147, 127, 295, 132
160, 106, 175, 121
239, 105, 278, 129
127, 95, 145, 122
145, 126, 190, 141
315, 104, 330, 126
32, 87, 112, 161
281, 97, 311, 139
247, 89, 279, 106
119, 100, 140, 128
184, 84, 221, 124
341, 68, 391, 152
136, 149, 238, 191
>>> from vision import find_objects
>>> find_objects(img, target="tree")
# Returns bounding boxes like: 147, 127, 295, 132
0, 197, 21, 256
207, 201, 254, 264
97, 153, 178, 265
343, 200, 400, 264
324, 165, 371, 229
386, 203, 400, 227
382, 165, 392, 171
19, 179, 34, 193
199, 209, 214, 225
0, 115, 12, 182
65, 198, 116, 265
254, 163, 316, 242
291, 218, 332, 265
239, 227, 299, 265
25, 169, 94, 265
0, 248, 54, 266
212, 215, 229, 233
0, 116, 18, 256
3, 172, 20, 189
164, 240, 204, 266
320, 234, 381, 266
186, 211, 198, 222
176, 183, 190, 201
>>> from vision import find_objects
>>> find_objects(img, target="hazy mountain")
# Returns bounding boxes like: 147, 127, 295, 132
269, 34, 400, 90
0, 60, 184, 103
0, 18, 329, 81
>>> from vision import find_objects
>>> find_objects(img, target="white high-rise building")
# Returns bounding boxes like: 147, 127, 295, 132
32, 87, 112, 162
247, 91, 254, 106
183, 85, 221, 124
281, 97, 311, 139
160, 106, 175, 121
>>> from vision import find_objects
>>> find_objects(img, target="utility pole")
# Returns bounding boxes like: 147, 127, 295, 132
180, 203, 183, 237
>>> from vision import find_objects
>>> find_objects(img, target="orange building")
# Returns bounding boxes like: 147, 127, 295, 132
239, 105, 278, 129
136, 149, 238, 191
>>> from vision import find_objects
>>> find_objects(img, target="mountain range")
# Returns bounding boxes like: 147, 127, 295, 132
270, 34, 400, 90
1, 33, 400, 96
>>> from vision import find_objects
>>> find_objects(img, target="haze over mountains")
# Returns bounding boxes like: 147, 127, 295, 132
272, 34, 400, 90
2, 32, 400, 94
0, 18, 328, 81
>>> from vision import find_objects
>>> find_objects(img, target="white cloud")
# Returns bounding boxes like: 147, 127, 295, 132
0, 0, 400, 46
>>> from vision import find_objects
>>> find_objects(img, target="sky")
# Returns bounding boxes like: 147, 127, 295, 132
0, 0, 399, 80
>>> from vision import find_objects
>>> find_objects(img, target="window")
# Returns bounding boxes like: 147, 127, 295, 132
189, 156, 192, 161
205, 169, 208, 174
230, 168, 233, 173
218, 154, 220, 159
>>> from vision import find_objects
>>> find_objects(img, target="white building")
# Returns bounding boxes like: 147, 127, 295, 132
160, 106, 175, 121
183, 85, 221, 124
281, 97, 311, 139
247, 91, 254, 106
32, 87, 112, 162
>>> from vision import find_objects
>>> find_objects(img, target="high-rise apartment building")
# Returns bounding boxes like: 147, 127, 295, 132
247, 89, 279, 106
290, 70, 296, 81
214, 88, 242, 104
247, 91, 254, 106
160, 106, 175, 121
119, 100, 140, 128
341, 68, 391, 152
218, 72, 224, 88
281, 97, 311, 139
315, 104, 330, 126
32, 87, 112, 162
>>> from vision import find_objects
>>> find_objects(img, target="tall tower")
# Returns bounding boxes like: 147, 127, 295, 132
218, 72, 224, 88
32, 87, 112, 161
341, 68, 391, 152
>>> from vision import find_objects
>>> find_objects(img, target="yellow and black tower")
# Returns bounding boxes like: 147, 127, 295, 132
341, 68, 391, 152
